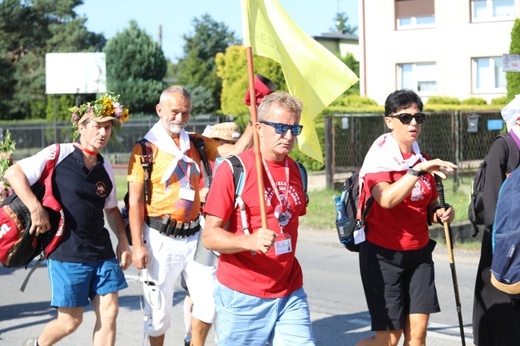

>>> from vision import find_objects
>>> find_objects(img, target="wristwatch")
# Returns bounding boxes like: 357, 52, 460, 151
407, 168, 428, 176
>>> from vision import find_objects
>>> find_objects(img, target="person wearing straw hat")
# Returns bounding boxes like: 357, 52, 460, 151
198, 122, 243, 203
472, 95, 520, 346
208, 122, 242, 144
6, 92, 132, 346
179, 122, 248, 346
182, 121, 243, 346
202, 92, 314, 346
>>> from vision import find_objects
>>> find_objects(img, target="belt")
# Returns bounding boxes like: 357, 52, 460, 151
146, 215, 200, 238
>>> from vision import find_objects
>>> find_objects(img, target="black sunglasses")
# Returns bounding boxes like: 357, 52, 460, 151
386, 112, 426, 124
260, 121, 303, 136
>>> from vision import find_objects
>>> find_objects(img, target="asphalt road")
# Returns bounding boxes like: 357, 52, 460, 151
0, 227, 479, 345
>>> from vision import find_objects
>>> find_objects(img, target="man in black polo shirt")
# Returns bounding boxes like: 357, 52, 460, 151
6, 93, 132, 346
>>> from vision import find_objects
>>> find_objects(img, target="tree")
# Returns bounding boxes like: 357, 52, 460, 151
216, 45, 285, 120
104, 20, 166, 114
0, 0, 49, 119
0, 0, 106, 120
187, 85, 216, 115
330, 12, 357, 35
215, 45, 325, 169
339, 53, 359, 95
175, 14, 240, 113
0, 57, 16, 117
507, 19, 520, 100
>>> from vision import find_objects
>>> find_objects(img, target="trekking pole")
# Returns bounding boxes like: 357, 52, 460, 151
434, 175, 466, 345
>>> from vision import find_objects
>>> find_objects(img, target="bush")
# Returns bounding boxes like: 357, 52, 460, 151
507, 19, 520, 99
461, 97, 487, 105
426, 96, 461, 105
0, 130, 16, 203
331, 94, 378, 107
289, 121, 326, 171
491, 96, 511, 106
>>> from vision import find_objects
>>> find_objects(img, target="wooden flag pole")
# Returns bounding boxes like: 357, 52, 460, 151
245, 46, 268, 230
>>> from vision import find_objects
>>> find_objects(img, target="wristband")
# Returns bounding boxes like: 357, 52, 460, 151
407, 168, 428, 176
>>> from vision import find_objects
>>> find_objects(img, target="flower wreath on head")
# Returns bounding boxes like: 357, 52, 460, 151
69, 91, 130, 140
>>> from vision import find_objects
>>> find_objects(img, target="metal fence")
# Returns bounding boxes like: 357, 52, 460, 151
1, 111, 504, 181
1, 115, 221, 164
326, 110, 504, 188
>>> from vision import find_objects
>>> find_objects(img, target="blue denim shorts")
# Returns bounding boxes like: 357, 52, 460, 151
214, 281, 315, 346
48, 258, 128, 307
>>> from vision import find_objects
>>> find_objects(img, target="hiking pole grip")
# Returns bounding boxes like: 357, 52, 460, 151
435, 175, 454, 252
435, 174, 447, 209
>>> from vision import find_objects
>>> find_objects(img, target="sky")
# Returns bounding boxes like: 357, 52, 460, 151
76, 0, 358, 62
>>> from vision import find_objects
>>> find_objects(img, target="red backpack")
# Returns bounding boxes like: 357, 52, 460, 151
0, 144, 65, 289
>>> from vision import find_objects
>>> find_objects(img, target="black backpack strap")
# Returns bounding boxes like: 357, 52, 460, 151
137, 138, 152, 204
501, 133, 520, 173
362, 196, 374, 220
296, 162, 309, 206
227, 155, 245, 200
190, 135, 213, 187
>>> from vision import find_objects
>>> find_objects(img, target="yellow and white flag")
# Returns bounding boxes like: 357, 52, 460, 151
241, 0, 359, 163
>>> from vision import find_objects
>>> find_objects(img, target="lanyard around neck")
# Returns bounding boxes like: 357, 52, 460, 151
262, 157, 290, 212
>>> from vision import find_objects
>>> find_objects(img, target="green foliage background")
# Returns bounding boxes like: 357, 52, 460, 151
0, 0, 107, 120
507, 18, 520, 101
175, 14, 240, 113
104, 21, 167, 114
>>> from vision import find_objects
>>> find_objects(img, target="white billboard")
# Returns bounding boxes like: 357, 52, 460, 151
45, 52, 106, 94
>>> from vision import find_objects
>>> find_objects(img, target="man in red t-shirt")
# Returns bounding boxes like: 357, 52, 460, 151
203, 92, 315, 346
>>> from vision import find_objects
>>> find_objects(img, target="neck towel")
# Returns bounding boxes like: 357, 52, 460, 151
144, 121, 199, 184
360, 133, 425, 180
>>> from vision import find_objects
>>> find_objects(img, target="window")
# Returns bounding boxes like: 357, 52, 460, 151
398, 62, 437, 92
472, 0, 515, 21
395, 0, 435, 28
473, 57, 506, 92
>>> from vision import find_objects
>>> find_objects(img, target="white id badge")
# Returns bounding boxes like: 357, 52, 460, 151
354, 227, 366, 245
179, 187, 195, 201
275, 237, 292, 255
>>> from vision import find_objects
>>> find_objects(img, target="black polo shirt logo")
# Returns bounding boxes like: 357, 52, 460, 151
96, 182, 108, 197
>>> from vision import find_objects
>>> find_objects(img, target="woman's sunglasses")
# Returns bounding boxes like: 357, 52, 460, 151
386, 112, 426, 124
260, 121, 303, 136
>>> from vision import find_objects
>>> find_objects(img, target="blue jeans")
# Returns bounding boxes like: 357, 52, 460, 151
214, 281, 315, 346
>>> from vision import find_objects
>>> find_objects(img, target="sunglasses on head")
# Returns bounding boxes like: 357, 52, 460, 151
260, 121, 303, 136
386, 112, 426, 124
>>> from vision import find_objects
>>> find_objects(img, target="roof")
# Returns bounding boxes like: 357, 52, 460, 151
313, 31, 359, 41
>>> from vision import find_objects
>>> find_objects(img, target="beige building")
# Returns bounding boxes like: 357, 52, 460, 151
359, 0, 518, 105
313, 32, 361, 61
